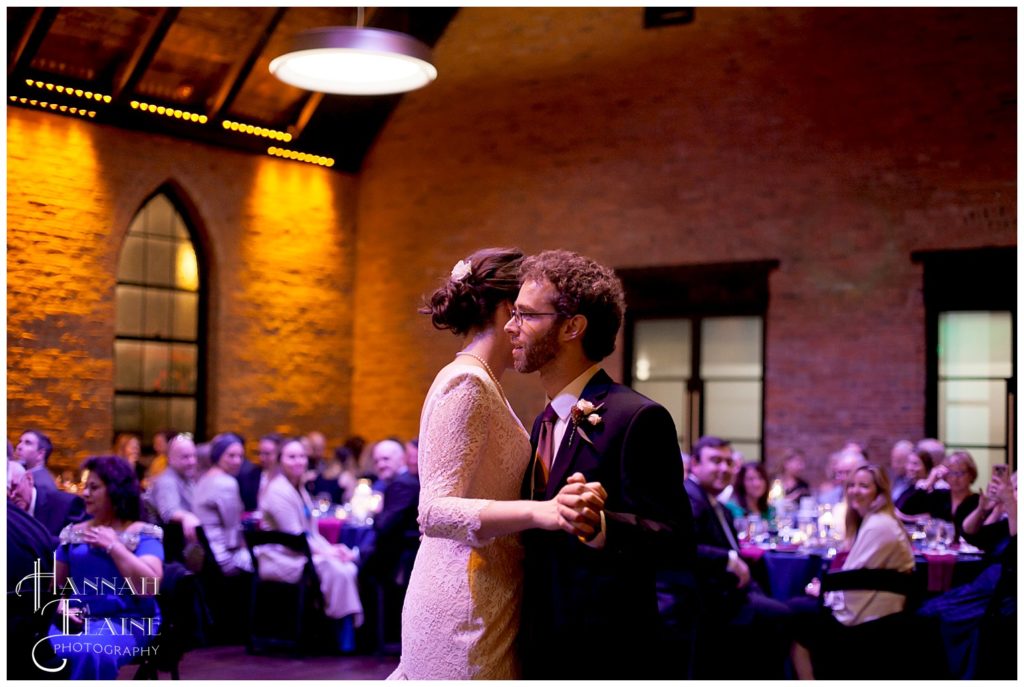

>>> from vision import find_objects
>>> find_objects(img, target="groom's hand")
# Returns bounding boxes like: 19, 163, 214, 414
555, 472, 606, 538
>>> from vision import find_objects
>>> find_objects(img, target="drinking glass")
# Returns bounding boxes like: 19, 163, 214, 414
939, 522, 956, 552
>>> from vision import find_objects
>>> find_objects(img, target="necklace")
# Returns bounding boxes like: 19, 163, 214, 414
455, 351, 509, 405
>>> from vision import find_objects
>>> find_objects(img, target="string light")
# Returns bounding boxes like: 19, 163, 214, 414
266, 146, 334, 168
25, 79, 110, 103
222, 119, 292, 142
14, 96, 94, 118
130, 100, 207, 124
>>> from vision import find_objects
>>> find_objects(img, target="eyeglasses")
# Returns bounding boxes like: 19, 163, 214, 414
946, 470, 969, 478
509, 307, 559, 327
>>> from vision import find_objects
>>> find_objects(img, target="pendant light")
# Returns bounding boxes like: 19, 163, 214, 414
269, 9, 437, 96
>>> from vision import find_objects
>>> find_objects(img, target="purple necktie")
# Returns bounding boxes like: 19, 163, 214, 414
533, 403, 559, 493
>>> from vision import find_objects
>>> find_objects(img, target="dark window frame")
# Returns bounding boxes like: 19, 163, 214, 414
913, 246, 1016, 467
619, 259, 778, 457
113, 184, 208, 447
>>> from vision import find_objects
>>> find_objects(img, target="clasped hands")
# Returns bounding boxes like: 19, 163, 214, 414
553, 472, 608, 541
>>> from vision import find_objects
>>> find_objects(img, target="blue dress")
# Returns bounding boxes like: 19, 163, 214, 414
49, 524, 164, 680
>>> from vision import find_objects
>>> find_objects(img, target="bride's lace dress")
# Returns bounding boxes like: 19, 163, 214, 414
389, 361, 531, 680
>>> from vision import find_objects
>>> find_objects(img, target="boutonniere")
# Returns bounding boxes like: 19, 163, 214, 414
568, 399, 604, 448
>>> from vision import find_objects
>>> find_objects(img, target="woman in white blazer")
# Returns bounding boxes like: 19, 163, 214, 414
257, 438, 363, 625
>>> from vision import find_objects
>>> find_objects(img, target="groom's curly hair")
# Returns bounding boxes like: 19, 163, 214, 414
519, 250, 625, 362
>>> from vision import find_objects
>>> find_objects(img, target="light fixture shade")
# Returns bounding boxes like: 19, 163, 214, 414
269, 26, 437, 96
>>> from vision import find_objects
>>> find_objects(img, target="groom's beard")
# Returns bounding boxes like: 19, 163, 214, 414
513, 324, 561, 374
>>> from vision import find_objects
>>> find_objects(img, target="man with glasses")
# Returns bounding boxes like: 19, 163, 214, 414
506, 250, 695, 679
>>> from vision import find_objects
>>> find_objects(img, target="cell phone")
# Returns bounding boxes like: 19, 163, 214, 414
992, 464, 1008, 479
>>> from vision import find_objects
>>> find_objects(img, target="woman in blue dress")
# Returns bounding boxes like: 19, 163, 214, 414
51, 455, 164, 680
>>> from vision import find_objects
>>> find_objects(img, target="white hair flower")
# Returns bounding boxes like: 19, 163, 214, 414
450, 259, 473, 282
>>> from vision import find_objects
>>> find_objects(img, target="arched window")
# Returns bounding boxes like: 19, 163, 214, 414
114, 192, 203, 445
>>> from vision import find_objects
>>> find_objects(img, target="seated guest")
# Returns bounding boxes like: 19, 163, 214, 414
889, 439, 915, 502
685, 436, 791, 679
257, 438, 363, 635
307, 446, 356, 505
789, 464, 915, 679
8, 459, 86, 539
242, 433, 282, 510
404, 438, 419, 477
359, 439, 421, 649
725, 461, 776, 524
8, 495, 68, 678
961, 468, 1014, 552
113, 432, 145, 483
916, 470, 1016, 679
776, 448, 811, 503
149, 433, 202, 544
195, 433, 253, 575
897, 450, 981, 541
894, 449, 934, 510
50, 456, 164, 680
16, 429, 59, 493
143, 429, 175, 480
816, 449, 867, 507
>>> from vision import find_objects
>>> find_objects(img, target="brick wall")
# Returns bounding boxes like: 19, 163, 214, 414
354, 7, 1016, 481
7, 110, 356, 473
6, 7, 1015, 483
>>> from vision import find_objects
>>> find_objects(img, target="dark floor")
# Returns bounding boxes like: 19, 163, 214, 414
117, 645, 399, 680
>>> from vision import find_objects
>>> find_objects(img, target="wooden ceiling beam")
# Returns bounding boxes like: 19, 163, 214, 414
8, 7, 61, 78
111, 7, 180, 103
207, 7, 288, 121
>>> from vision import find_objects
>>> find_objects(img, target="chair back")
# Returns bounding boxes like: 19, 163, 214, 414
820, 567, 917, 595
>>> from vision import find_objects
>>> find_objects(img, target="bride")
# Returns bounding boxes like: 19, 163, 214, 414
389, 247, 603, 680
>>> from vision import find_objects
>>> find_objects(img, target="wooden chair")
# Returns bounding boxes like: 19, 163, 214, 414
242, 529, 325, 655
813, 567, 942, 679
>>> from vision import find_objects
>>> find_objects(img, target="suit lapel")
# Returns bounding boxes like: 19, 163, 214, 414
545, 370, 613, 498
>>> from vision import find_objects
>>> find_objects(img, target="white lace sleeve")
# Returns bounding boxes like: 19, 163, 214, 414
418, 371, 497, 548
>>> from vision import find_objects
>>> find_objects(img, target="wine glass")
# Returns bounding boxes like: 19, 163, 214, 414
939, 522, 956, 552
924, 518, 942, 551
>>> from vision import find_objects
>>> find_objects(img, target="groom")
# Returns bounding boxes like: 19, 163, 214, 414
506, 250, 695, 679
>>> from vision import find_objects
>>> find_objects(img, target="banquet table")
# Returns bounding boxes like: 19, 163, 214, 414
741, 545, 988, 601
316, 517, 376, 553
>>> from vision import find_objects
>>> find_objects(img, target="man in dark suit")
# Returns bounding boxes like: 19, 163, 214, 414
8, 460, 86, 540
16, 429, 59, 493
8, 497, 69, 678
685, 435, 791, 679
359, 438, 420, 651
507, 250, 695, 680
365, 438, 420, 575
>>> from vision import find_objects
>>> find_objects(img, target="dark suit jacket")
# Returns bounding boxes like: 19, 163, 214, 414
236, 460, 262, 512
365, 470, 420, 582
519, 369, 694, 679
685, 478, 771, 619
29, 465, 58, 493
33, 487, 87, 538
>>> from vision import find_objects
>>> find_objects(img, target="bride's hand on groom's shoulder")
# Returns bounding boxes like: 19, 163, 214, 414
553, 473, 606, 538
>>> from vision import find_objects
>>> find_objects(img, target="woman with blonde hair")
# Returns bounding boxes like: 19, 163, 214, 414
897, 450, 981, 541
789, 464, 915, 679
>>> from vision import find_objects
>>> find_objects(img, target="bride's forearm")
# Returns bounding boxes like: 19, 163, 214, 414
476, 500, 555, 540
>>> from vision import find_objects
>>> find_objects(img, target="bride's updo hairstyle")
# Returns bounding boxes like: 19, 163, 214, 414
420, 247, 524, 336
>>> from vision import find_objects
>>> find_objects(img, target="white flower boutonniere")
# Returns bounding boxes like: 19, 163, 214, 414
450, 259, 473, 282
568, 399, 604, 448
